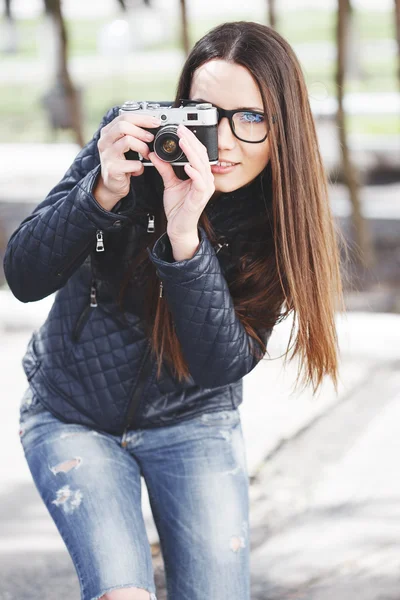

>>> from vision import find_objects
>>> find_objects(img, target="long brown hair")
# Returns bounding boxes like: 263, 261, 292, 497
119, 21, 348, 397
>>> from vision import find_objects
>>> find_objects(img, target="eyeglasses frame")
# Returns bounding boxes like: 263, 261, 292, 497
214, 106, 277, 144
178, 99, 277, 144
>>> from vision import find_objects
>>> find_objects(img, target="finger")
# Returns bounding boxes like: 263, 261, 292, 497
183, 163, 210, 196
178, 125, 214, 185
115, 159, 145, 174
103, 135, 150, 160
178, 125, 210, 167
178, 136, 215, 190
99, 120, 156, 150
148, 152, 180, 189
102, 113, 162, 136
178, 136, 208, 176
119, 112, 162, 129
184, 163, 215, 198
105, 159, 144, 177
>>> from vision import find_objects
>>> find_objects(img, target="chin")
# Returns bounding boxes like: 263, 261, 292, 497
214, 177, 244, 195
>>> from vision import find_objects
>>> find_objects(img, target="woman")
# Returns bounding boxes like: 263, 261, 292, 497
4, 21, 346, 600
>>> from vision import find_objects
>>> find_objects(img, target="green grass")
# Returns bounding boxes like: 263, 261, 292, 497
138, 9, 394, 50
278, 8, 394, 44
1, 17, 111, 58
348, 114, 400, 136
0, 78, 176, 143
0, 8, 397, 143
0, 9, 394, 58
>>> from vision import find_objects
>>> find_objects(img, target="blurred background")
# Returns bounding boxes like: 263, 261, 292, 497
1, 1, 400, 599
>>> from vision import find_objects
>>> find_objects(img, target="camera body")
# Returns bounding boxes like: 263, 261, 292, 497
119, 100, 219, 165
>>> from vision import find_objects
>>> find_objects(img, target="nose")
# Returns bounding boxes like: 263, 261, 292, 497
217, 117, 236, 151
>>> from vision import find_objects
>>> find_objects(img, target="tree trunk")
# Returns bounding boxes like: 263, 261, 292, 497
345, 0, 364, 80
267, 0, 277, 29
43, 0, 84, 146
180, 0, 190, 56
3, 0, 18, 53
336, 0, 375, 269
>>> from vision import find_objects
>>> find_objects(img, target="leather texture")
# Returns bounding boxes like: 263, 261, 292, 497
4, 105, 274, 434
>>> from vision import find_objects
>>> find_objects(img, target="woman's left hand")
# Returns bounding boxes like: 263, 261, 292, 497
148, 124, 215, 243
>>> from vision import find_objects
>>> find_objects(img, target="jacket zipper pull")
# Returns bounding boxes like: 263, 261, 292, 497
147, 214, 155, 233
96, 230, 104, 252
215, 241, 229, 254
90, 281, 98, 307
159, 280, 163, 298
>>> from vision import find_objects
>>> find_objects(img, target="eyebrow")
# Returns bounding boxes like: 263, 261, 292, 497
191, 98, 264, 112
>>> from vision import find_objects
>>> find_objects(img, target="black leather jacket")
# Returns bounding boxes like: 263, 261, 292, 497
4, 106, 273, 438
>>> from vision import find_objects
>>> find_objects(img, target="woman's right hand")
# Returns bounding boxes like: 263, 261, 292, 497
93, 112, 163, 211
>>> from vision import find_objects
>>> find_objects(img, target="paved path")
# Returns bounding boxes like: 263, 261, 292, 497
250, 363, 400, 599
1, 297, 399, 597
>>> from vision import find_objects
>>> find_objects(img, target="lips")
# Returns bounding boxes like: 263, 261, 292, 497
211, 162, 239, 174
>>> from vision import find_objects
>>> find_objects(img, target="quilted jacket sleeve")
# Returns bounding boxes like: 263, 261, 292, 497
3, 106, 137, 303
147, 225, 273, 388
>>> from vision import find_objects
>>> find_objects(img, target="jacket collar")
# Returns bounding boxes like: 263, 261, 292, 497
140, 162, 272, 234
205, 163, 273, 228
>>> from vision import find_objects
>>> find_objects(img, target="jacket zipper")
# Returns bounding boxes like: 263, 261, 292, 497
71, 280, 98, 342
121, 340, 153, 447
120, 214, 157, 445
215, 241, 229, 254
119, 216, 229, 442
96, 230, 104, 251
56, 229, 104, 276
146, 213, 162, 297
147, 214, 155, 233
70, 230, 103, 342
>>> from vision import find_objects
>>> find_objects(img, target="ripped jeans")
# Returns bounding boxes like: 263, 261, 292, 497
18, 386, 250, 600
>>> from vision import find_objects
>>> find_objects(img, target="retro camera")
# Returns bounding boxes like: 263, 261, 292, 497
119, 100, 219, 165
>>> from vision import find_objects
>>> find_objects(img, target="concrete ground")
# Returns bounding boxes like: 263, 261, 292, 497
0, 291, 399, 598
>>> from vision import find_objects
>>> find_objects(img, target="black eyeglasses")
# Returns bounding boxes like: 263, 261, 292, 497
181, 99, 276, 143
214, 105, 275, 143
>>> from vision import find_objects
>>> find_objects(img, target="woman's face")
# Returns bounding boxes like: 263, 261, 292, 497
189, 59, 271, 196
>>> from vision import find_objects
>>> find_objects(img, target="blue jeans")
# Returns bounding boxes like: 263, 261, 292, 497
18, 386, 250, 600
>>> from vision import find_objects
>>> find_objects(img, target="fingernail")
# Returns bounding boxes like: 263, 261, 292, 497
152, 117, 162, 125
145, 132, 154, 141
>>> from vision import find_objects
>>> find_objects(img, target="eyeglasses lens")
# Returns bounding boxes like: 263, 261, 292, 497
232, 112, 268, 142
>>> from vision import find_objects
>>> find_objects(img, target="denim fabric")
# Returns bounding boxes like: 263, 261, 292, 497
19, 386, 250, 600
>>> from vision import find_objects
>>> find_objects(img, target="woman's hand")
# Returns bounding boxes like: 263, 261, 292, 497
148, 124, 215, 244
94, 112, 162, 211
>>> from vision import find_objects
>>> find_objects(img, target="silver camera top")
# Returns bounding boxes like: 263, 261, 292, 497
119, 100, 217, 126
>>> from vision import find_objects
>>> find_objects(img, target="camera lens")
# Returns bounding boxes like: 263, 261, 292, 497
154, 126, 184, 163
162, 138, 177, 154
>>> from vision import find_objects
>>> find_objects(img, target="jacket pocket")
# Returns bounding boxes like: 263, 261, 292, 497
71, 305, 93, 343
26, 361, 41, 382
22, 336, 41, 382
